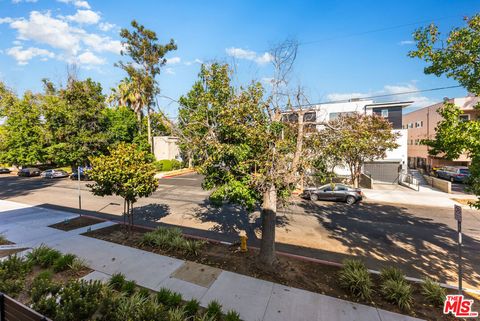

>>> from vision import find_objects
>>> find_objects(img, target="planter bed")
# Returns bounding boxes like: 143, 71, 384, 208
83, 223, 467, 320
49, 215, 105, 231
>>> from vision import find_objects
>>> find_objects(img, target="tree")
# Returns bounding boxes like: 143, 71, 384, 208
117, 20, 177, 151
102, 106, 139, 144
41, 78, 108, 168
318, 113, 399, 187
88, 143, 159, 229
409, 14, 480, 207
179, 63, 307, 265
0, 90, 45, 167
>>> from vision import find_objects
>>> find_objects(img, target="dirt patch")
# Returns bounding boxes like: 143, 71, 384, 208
0, 248, 27, 257
84, 224, 467, 320
49, 215, 105, 231
451, 198, 476, 206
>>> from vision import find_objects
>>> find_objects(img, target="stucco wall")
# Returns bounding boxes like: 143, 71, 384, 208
153, 136, 181, 161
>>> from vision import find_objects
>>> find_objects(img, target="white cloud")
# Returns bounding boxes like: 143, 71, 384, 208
225, 47, 273, 65
1, 10, 122, 68
76, 51, 105, 65
194, 58, 203, 64
12, 0, 38, 3
6, 46, 54, 65
0, 17, 14, 24
165, 67, 175, 75
399, 40, 415, 45
66, 9, 100, 25
9, 11, 82, 54
57, 0, 91, 9
326, 82, 434, 108
98, 22, 115, 32
166, 56, 181, 65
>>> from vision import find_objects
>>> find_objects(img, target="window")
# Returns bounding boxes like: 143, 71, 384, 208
334, 185, 348, 191
329, 111, 355, 120
459, 114, 470, 122
381, 109, 389, 118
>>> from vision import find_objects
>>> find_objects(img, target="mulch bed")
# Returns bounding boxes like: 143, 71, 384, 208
49, 215, 105, 231
83, 224, 470, 321
0, 248, 27, 257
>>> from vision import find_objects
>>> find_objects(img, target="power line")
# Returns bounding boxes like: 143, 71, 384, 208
300, 85, 463, 108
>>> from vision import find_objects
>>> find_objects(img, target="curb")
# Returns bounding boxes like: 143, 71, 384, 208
155, 168, 195, 179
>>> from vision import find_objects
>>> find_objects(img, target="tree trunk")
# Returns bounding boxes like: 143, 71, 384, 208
137, 112, 142, 134
147, 112, 153, 153
259, 184, 277, 266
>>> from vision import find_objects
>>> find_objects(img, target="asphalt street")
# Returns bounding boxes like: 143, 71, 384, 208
1, 173, 480, 289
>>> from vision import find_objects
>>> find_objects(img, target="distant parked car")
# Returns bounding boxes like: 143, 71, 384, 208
41, 169, 69, 179
301, 183, 362, 205
70, 171, 90, 181
17, 167, 41, 177
435, 166, 470, 183
0, 167, 11, 174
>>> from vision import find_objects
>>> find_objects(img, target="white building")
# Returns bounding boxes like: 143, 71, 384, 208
307, 99, 412, 183
153, 136, 181, 161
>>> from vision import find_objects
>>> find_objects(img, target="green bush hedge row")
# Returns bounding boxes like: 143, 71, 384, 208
339, 259, 446, 311
153, 159, 183, 172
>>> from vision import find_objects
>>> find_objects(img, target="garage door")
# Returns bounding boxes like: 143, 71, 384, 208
363, 161, 400, 184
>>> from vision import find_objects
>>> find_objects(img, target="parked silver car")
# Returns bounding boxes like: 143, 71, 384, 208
301, 183, 363, 205
41, 169, 69, 179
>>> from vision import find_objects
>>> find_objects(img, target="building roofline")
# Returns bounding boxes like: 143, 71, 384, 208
364, 101, 414, 109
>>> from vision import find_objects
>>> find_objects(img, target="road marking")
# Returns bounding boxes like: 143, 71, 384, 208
163, 177, 198, 181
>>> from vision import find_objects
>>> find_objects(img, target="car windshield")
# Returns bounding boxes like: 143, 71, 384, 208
459, 169, 469, 174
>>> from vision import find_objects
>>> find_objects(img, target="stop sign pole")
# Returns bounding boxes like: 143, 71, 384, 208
454, 205, 462, 293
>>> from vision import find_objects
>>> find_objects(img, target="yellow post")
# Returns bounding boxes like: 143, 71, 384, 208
239, 230, 248, 252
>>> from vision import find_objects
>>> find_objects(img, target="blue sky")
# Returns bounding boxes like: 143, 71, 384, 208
0, 0, 477, 118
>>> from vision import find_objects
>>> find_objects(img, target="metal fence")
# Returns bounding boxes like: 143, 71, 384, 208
0, 293, 52, 321
398, 171, 420, 191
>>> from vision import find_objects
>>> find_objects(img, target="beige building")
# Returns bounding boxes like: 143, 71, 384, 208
403, 95, 480, 170
153, 136, 181, 161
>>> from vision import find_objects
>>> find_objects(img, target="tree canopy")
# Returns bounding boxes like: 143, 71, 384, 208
410, 14, 480, 208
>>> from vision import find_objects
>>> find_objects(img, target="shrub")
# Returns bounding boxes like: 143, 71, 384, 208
167, 307, 185, 321
183, 239, 206, 256
30, 270, 61, 303
338, 259, 373, 300
122, 280, 137, 295
224, 310, 241, 321
109, 272, 126, 291
27, 245, 62, 268
421, 278, 446, 307
166, 292, 182, 308
53, 280, 104, 321
0, 254, 31, 296
0, 233, 8, 244
205, 300, 223, 320
380, 266, 405, 283
154, 159, 183, 172
137, 287, 151, 299
68, 258, 87, 274
381, 279, 413, 311
184, 298, 200, 317
156, 287, 173, 305
53, 253, 77, 272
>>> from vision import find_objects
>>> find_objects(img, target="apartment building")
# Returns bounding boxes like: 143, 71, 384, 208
286, 99, 412, 183
403, 95, 480, 170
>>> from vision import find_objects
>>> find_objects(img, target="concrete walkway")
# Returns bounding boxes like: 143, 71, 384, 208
0, 200, 423, 321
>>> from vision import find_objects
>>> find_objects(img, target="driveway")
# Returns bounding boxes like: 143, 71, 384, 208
1, 173, 480, 289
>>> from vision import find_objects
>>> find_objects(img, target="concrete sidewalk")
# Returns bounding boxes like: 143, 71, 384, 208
0, 200, 423, 321
362, 182, 477, 208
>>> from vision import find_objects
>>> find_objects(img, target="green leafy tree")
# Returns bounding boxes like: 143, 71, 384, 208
319, 113, 399, 187
103, 106, 139, 144
88, 143, 159, 229
41, 78, 108, 168
0, 90, 45, 167
179, 63, 306, 265
409, 14, 480, 207
117, 20, 177, 150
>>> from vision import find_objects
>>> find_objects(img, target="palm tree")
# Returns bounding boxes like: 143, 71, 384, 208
108, 78, 144, 129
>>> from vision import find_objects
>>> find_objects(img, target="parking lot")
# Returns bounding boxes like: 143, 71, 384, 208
1, 173, 480, 289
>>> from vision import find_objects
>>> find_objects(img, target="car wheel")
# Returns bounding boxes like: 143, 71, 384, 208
346, 196, 356, 205
310, 194, 318, 201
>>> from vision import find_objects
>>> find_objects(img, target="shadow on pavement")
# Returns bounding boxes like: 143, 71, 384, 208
294, 199, 480, 288
0, 176, 58, 199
